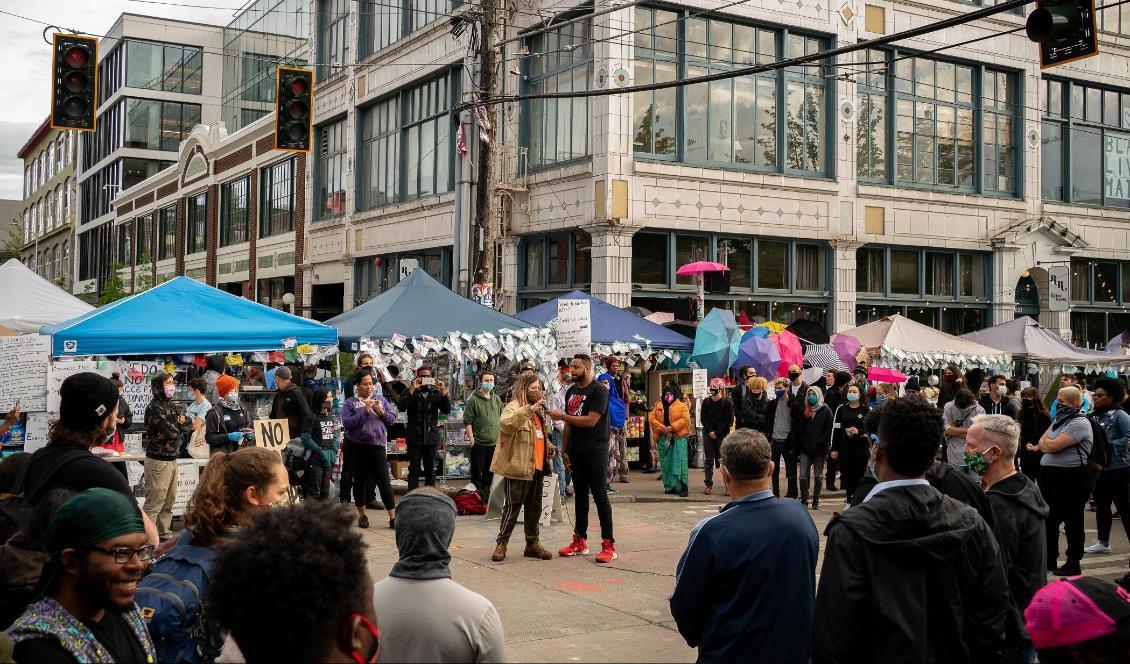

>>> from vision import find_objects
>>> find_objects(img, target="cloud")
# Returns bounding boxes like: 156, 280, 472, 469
0, 121, 44, 199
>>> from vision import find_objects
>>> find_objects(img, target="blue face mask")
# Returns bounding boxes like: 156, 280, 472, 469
876, 396, 888, 407
775, 389, 786, 399
481, 382, 494, 392
806, 395, 818, 406
846, 392, 859, 403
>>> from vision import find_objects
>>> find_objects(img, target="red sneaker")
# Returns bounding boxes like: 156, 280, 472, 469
558, 534, 589, 557
595, 539, 618, 563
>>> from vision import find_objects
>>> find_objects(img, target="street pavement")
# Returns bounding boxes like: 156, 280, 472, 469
359, 468, 1130, 663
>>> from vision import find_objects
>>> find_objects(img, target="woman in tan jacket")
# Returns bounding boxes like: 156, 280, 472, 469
650, 383, 692, 497
490, 373, 557, 562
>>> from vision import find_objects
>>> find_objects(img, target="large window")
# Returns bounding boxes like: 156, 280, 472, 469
316, 121, 347, 218
158, 205, 176, 260
525, 18, 592, 168
856, 245, 989, 301
135, 215, 153, 264
632, 7, 828, 175
117, 223, 131, 266
359, 73, 454, 210
858, 51, 1016, 194
631, 231, 827, 293
124, 99, 202, 151
317, 0, 350, 81
261, 158, 296, 237
361, 0, 402, 56
519, 232, 592, 290
239, 53, 277, 103
122, 158, 173, 192
125, 40, 202, 94
1042, 78, 1130, 208
186, 191, 207, 255
220, 176, 250, 246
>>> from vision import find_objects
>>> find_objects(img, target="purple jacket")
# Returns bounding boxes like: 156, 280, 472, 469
341, 395, 397, 446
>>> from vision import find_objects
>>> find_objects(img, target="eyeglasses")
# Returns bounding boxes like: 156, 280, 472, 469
89, 545, 156, 564
1094, 392, 1109, 399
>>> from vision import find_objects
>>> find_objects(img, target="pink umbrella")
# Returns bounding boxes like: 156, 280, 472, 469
676, 261, 730, 276
832, 334, 862, 370
868, 367, 908, 383
774, 330, 804, 377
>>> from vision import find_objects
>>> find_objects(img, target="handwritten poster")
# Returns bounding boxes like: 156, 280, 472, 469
0, 335, 51, 412
23, 412, 49, 454
118, 360, 164, 421
692, 369, 708, 399
254, 418, 292, 454
556, 298, 592, 360
46, 360, 103, 417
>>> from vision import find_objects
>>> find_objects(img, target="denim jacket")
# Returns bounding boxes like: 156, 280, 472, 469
1094, 408, 1130, 470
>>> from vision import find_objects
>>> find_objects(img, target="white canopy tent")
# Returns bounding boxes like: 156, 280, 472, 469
836, 314, 1012, 373
0, 259, 93, 334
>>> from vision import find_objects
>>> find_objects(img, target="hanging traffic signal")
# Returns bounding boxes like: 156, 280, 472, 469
1027, 0, 1098, 68
50, 34, 98, 131
274, 67, 313, 152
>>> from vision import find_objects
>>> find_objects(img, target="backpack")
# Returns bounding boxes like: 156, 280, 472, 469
282, 437, 311, 485
135, 530, 220, 664
453, 489, 487, 515
1082, 415, 1114, 473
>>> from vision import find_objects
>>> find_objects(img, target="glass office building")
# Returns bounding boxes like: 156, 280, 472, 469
222, 0, 310, 133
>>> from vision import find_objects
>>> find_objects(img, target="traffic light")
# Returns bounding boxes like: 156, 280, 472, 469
274, 67, 313, 152
1027, 0, 1098, 68
50, 34, 98, 131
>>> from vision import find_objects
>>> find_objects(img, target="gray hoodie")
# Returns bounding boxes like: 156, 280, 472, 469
373, 491, 507, 663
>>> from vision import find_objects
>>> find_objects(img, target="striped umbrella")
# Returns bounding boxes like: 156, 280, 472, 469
804, 343, 850, 372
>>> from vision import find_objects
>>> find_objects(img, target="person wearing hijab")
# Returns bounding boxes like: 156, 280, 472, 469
7, 488, 157, 663
796, 386, 833, 510
373, 488, 507, 662
598, 372, 628, 492
650, 383, 691, 497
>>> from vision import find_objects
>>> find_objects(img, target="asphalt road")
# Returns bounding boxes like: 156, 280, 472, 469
357, 471, 1130, 663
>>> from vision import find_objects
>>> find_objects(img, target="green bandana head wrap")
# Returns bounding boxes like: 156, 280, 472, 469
37, 488, 145, 598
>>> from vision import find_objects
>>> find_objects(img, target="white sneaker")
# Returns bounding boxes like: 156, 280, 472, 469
1084, 541, 1113, 554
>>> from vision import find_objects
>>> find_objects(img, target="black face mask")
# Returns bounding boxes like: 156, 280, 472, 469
788, 372, 800, 381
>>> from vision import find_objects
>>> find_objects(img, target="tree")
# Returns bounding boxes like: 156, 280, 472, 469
1, 224, 24, 262
98, 263, 129, 306
134, 253, 154, 293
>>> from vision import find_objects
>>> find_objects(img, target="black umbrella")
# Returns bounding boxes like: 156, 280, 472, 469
623, 305, 652, 318
785, 319, 830, 346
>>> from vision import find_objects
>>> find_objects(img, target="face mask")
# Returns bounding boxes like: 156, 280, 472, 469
846, 392, 859, 403
227, 391, 239, 402
997, 386, 1007, 396
806, 395, 818, 406
710, 389, 719, 396
775, 389, 786, 399
481, 382, 494, 392
664, 394, 675, 404
788, 372, 800, 381
876, 396, 888, 407
963, 448, 994, 476
1022, 397, 1033, 407
163, 385, 175, 398
752, 391, 763, 398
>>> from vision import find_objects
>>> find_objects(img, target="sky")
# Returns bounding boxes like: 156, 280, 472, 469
0, 0, 236, 200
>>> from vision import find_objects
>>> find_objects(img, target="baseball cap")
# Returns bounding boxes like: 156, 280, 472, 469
59, 372, 119, 430
1025, 576, 1130, 650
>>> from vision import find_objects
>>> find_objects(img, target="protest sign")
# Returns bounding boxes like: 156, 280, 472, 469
556, 299, 591, 359
23, 412, 49, 453
254, 418, 291, 455
0, 335, 51, 412
46, 360, 104, 417
118, 360, 165, 420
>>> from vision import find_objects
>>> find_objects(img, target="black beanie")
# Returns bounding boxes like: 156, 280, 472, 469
905, 376, 921, 392
59, 373, 119, 430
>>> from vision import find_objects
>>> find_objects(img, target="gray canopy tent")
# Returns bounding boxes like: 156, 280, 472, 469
962, 316, 1130, 386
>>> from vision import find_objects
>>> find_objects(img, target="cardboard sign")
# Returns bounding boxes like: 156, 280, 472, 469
556, 298, 592, 360
692, 369, 708, 399
171, 460, 204, 516
254, 418, 292, 454
117, 360, 165, 421
46, 360, 104, 417
485, 474, 562, 526
23, 412, 49, 453
0, 335, 51, 412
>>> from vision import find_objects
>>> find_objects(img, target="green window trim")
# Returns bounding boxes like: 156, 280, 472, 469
523, 15, 593, 170
157, 204, 176, 261
1042, 77, 1130, 208
855, 245, 991, 302
517, 231, 594, 290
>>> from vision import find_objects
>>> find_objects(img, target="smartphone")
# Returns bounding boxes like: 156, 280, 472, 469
421, 377, 437, 386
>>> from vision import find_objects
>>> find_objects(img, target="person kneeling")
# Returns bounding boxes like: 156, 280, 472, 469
491, 374, 556, 562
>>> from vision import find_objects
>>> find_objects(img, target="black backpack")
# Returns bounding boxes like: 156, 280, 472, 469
1079, 415, 1113, 473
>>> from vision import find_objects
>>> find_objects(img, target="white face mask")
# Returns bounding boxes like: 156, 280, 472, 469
997, 386, 1007, 396
227, 391, 239, 402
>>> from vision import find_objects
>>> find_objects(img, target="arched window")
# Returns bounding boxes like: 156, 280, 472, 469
23, 210, 30, 238
56, 138, 64, 171
62, 241, 70, 281
45, 191, 53, 228
47, 142, 55, 178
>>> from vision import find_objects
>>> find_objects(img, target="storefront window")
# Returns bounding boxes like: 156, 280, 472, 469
1095, 262, 1120, 303
889, 249, 919, 295
632, 232, 669, 286
757, 241, 788, 290
675, 235, 709, 285
524, 238, 544, 289
795, 244, 824, 292
856, 247, 884, 294
186, 191, 207, 255
1071, 311, 1108, 349
717, 237, 752, 289
519, 232, 593, 291
1071, 259, 1091, 302
925, 252, 954, 297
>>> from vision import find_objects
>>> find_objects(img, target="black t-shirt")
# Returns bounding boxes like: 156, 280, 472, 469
13, 608, 148, 663
317, 413, 336, 449
564, 380, 610, 455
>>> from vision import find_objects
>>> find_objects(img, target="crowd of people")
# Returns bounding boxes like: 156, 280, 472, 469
2, 353, 1129, 663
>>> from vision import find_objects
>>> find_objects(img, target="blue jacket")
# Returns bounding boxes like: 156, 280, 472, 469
670, 490, 819, 663
1094, 407, 1130, 470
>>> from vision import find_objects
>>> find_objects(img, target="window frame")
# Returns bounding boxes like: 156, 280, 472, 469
186, 191, 208, 256
1042, 76, 1130, 208
317, 0, 351, 82
517, 231, 594, 291
158, 204, 176, 260
858, 49, 1021, 197
220, 175, 251, 247
260, 157, 297, 238
522, 15, 593, 170
630, 7, 833, 177
134, 214, 153, 264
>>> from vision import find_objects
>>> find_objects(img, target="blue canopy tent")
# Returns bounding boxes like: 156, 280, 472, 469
41, 276, 338, 356
516, 291, 694, 350
326, 268, 530, 345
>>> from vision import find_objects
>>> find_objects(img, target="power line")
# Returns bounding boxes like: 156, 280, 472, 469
461, 0, 1036, 109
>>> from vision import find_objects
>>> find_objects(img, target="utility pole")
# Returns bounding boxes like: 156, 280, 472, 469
472, 0, 499, 292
